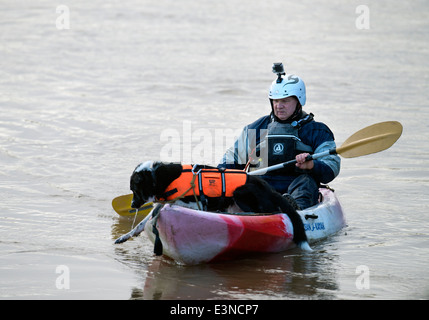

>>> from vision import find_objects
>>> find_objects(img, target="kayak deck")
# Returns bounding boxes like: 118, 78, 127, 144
299, 188, 346, 243
144, 188, 346, 265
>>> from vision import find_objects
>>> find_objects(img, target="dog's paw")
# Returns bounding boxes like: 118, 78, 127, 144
114, 234, 131, 244
297, 241, 312, 251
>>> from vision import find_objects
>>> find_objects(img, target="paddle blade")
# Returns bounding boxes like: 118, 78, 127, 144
337, 121, 403, 158
112, 194, 153, 217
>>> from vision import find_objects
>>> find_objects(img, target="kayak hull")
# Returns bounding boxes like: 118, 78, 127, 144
144, 188, 346, 265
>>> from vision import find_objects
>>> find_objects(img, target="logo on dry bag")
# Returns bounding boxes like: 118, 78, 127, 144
273, 143, 284, 155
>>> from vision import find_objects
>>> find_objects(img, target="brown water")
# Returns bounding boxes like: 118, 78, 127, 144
1, 0, 428, 299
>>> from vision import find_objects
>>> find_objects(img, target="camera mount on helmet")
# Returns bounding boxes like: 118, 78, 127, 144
272, 62, 285, 83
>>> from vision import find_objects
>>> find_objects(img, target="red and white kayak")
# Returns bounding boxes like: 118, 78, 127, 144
144, 188, 346, 265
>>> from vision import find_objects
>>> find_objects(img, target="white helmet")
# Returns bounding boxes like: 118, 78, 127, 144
268, 63, 306, 106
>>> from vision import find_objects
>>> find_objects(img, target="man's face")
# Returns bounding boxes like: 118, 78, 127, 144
272, 97, 298, 121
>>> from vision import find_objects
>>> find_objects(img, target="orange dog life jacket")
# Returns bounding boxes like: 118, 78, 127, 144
157, 165, 248, 201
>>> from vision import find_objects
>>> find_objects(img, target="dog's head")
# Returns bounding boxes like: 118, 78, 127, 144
130, 161, 156, 209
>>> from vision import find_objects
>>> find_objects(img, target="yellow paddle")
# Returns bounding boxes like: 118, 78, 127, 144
111, 194, 154, 217
112, 121, 403, 215
249, 121, 403, 175
336, 121, 403, 158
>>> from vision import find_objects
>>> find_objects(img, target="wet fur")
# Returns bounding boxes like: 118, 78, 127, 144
130, 162, 308, 246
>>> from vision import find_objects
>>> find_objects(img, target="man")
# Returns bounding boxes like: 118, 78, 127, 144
218, 63, 340, 209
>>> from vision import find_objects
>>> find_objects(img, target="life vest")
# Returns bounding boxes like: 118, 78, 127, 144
262, 113, 314, 175
157, 165, 248, 201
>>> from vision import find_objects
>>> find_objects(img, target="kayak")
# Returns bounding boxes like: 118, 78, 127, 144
143, 187, 346, 265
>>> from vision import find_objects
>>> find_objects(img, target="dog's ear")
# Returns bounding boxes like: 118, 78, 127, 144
131, 169, 155, 189
130, 170, 144, 188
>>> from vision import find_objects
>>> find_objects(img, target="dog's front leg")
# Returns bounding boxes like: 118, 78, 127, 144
114, 203, 163, 244
114, 214, 150, 244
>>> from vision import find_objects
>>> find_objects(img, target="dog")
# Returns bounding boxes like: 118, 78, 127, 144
127, 161, 309, 248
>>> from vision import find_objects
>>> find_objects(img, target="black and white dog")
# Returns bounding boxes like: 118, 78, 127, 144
122, 161, 310, 249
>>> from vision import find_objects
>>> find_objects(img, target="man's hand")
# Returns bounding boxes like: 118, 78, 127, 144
295, 153, 314, 170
